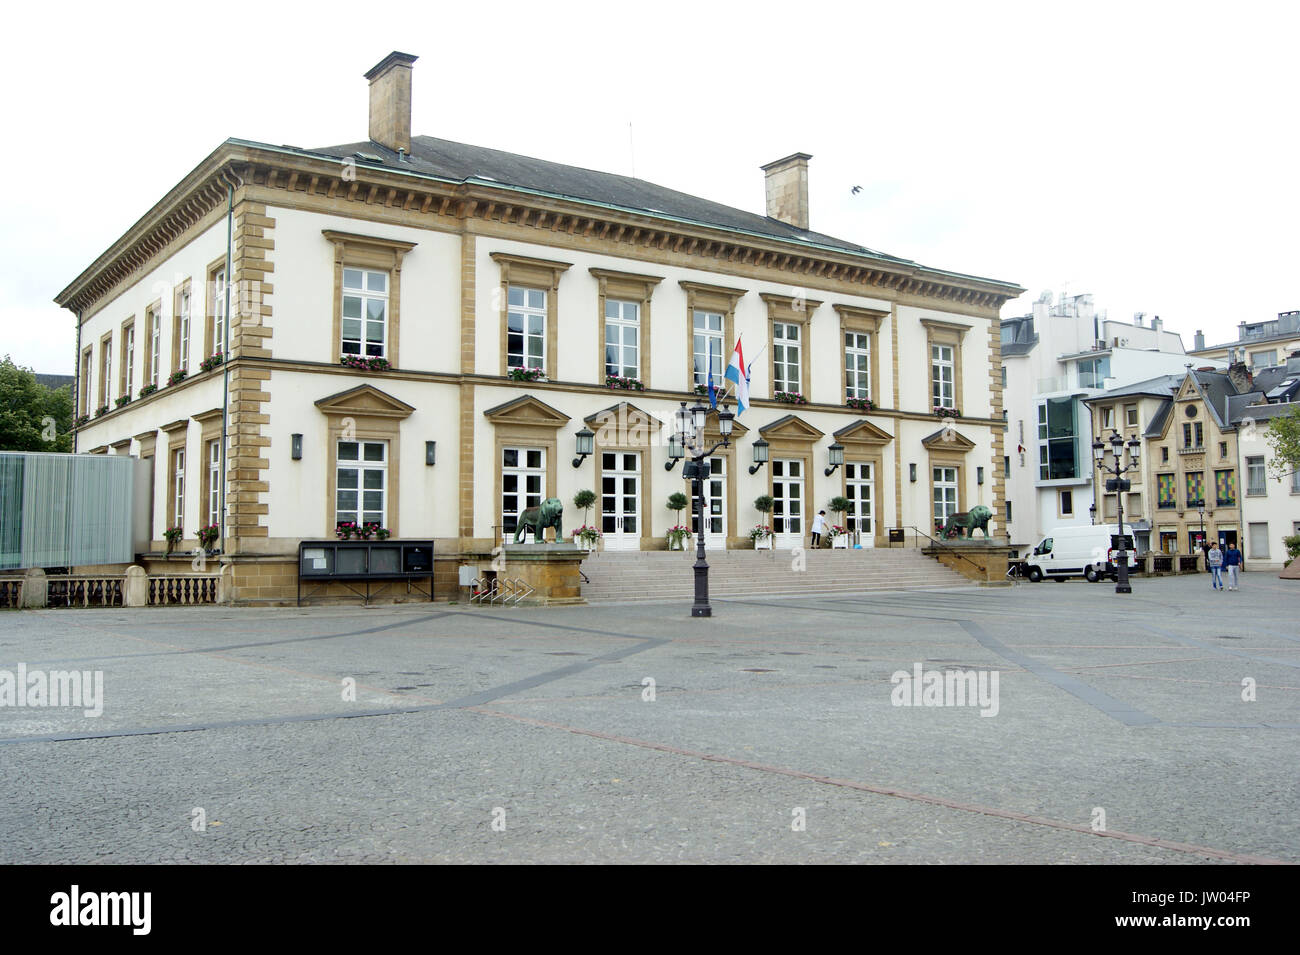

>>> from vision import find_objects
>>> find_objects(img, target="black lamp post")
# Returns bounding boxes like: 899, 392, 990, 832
1091, 430, 1141, 594
675, 398, 735, 617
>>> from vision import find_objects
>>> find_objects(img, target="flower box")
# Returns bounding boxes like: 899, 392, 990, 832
666, 525, 693, 550
168, 369, 188, 386
340, 355, 390, 372
933, 406, 962, 419
95, 404, 110, 418
749, 524, 773, 549
570, 526, 602, 551
114, 394, 132, 408
508, 366, 545, 382
138, 383, 158, 398
74, 414, 90, 428
200, 352, 225, 373
846, 396, 873, 411
774, 391, 807, 405
336, 521, 390, 541
605, 375, 644, 391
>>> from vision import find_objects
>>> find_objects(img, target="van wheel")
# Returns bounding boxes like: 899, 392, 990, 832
1027, 567, 1043, 583
1084, 567, 1100, 583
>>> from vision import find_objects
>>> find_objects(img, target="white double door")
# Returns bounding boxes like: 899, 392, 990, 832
601, 451, 641, 550
772, 458, 805, 549
689, 456, 727, 550
845, 462, 874, 546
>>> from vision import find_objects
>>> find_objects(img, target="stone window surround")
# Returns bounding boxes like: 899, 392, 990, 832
484, 396, 568, 545
681, 280, 745, 392
758, 416, 825, 543
79, 347, 92, 416
316, 387, 414, 539
172, 279, 192, 374
97, 330, 113, 408
585, 402, 664, 549
760, 292, 821, 400
324, 230, 417, 368
591, 267, 662, 388
832, 418, 892, 546
923, 429, 975, 529
834, 304, 886, 406
134, 429, 158, 542
161, 418, 190, 537
145, 299, 163, 387
119, 317, 135, 399
194, 407, 224, 531
492, 251, 572, 381
205, 256, 227, 360
922, 318, 970, 412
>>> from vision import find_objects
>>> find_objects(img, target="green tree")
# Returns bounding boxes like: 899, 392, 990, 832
1265, 405, 1300, 481
0, 356, 72, 452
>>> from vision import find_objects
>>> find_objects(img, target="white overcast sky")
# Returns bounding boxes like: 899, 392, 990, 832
2, 0, 1297, 374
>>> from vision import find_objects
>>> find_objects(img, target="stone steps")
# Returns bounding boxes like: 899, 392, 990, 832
579, 548, 970, 602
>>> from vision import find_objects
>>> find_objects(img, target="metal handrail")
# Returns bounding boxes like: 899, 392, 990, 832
893, 525, 990, 573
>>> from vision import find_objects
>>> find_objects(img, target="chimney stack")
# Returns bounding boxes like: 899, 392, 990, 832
365, 51, 418, 155
1151, 315, 1163, 333
761, 153, 812, 231
1194, 329, 1205, 350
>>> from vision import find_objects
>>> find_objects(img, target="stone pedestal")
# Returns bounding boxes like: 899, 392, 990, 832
499, 543, 588, 605
922, 540, 1013, 586
20, 568, 47, 608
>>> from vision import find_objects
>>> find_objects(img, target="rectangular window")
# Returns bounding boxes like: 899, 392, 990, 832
172, 447, 186, 529
1038, 398, 1078, 480
773, 322, 801, 393
1182, 421, 1204, 449
336, 440, 387, 527
1185, 471, 1204, 507
1157, 473, 1177, 508
845, 332, 871, 400
1100, 406, 1114, 431
211, 266, 227, 357
178, 287, 191, 371
1248, 522, 1270, 558
1250, 349, 1277, 368
1077, 356, 1111, 389
121, 324, 134, 397
1005, 500, 1012, 523
931, 344, 955, 409
342, 268, 388, 359
99, 339, 112, 406
1214, 469, 1236, 506
507, 286, 546, 372
1060, 489, 1073, 516
79, 349, 92, 415
1219, 441, 1228, 459
148, 306, 161, 386
501, 446, 545, 539
1000, 365, 1007, 389
1245, 456, 1266, 495
1004, 455, 1011, 478
1125, 404, 1138, 428
1292, 469, 1300, 494
207, 440, 221, 528
604, 299, 639, 379
692, 310, 724, 388
1161, 446, 1169, 463
933, 466, 958, 526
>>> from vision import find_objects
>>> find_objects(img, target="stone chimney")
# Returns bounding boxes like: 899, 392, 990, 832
365, 52, 418, 155
1194, 329, 1205, 350
761, 153, 812, 231
1227, 361, 1253, 395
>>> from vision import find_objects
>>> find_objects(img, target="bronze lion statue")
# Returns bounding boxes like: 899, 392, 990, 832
514, 497, 564, 543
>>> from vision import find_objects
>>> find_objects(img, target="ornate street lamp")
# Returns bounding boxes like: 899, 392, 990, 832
1092, 430, 1141, 594
676, 397, 735, 618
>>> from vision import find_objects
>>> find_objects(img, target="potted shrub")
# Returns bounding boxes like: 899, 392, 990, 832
196, 524, 219, 554
828, 496, 852, 548
163, 526, 183, 554
666, 524, 693, 551
573, 489, 596, 527
752, 495, 774, 549
571, 525, 601, 551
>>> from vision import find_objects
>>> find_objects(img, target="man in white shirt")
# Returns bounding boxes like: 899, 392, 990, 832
811, 510, 827, 548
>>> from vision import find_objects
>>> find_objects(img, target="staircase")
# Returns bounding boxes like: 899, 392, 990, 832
580, 546, 971, 603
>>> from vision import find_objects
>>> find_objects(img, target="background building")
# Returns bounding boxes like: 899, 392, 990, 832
55, 52, 1023, 602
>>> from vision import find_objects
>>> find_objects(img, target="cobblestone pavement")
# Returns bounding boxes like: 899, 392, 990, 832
1, 572, 1296, 863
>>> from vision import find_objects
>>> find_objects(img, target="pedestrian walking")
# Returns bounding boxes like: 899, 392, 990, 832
1208, 541, 1224, 590
1201, 539, 1212, 574
810, 510, 827, 548
1223, 541, 1242, 590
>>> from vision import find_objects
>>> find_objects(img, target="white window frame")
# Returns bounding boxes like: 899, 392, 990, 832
1245, 455, 1266, 495
179, 288, 191, 371
692, 309, 724, 389
845, 332, 871, 400
173, 448, 185, 529
604, 299, 639, 379
1100, 406, 1115, 431
212, 267, 227, 357
341, 268, 389, 359
773, 321, 801, 393
335, 440, 388, 528
149, 308, 161, 386
931, 344, 955, 408
933, 466, 958, 525
123, 326, 134, 394
101, 340, 112, 402
506, 285, 547, 373
207, 439, 221, 528
1125, 404, 1138, 429
501, 446, 545, 538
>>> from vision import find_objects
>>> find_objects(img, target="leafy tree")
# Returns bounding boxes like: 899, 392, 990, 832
1265, 405, 1300, 481
0, 356, 72, 452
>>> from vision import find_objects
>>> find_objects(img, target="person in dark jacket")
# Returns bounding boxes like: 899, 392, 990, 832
1223, 542, 1243, 591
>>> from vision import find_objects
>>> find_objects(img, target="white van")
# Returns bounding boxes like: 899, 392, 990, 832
1025, 524, 1139, 583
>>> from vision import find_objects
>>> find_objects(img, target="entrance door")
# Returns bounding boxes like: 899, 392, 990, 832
845, 462, 874, 547
601, 451, 641, 550
690, 456, 727, 550
772, 458, 805, 549
1217, 529, 1237, 548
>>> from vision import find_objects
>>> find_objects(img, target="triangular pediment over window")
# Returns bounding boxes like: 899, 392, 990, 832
483, 394, 570, 429
584, 401, 665, 435
921, 427, 976, 451
758, 414, 824, 442
315, 384, 416, 420
833, 418, 893, 447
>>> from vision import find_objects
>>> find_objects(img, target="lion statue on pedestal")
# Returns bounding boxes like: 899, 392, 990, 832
513, 497, 564, 543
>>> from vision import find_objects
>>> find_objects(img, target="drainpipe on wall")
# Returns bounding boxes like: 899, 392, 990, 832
73, 310, 82, 453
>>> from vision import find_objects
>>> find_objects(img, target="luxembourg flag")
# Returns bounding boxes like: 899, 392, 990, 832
724, 338, 749, 414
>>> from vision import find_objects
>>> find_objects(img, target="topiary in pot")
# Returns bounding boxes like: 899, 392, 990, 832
573, 489, 596, 526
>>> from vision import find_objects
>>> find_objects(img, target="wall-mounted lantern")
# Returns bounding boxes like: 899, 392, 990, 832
909, 463, 917, 483
824, 442, 844, 477
748, 438, 770, 475
291, 433, 303, 460
426, 440, 437, 466
977, 466, 984, 486
572, 427, 594, 468
665, 433, 684, 471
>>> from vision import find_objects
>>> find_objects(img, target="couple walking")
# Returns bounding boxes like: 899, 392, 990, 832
1207, 541, 1242, 591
